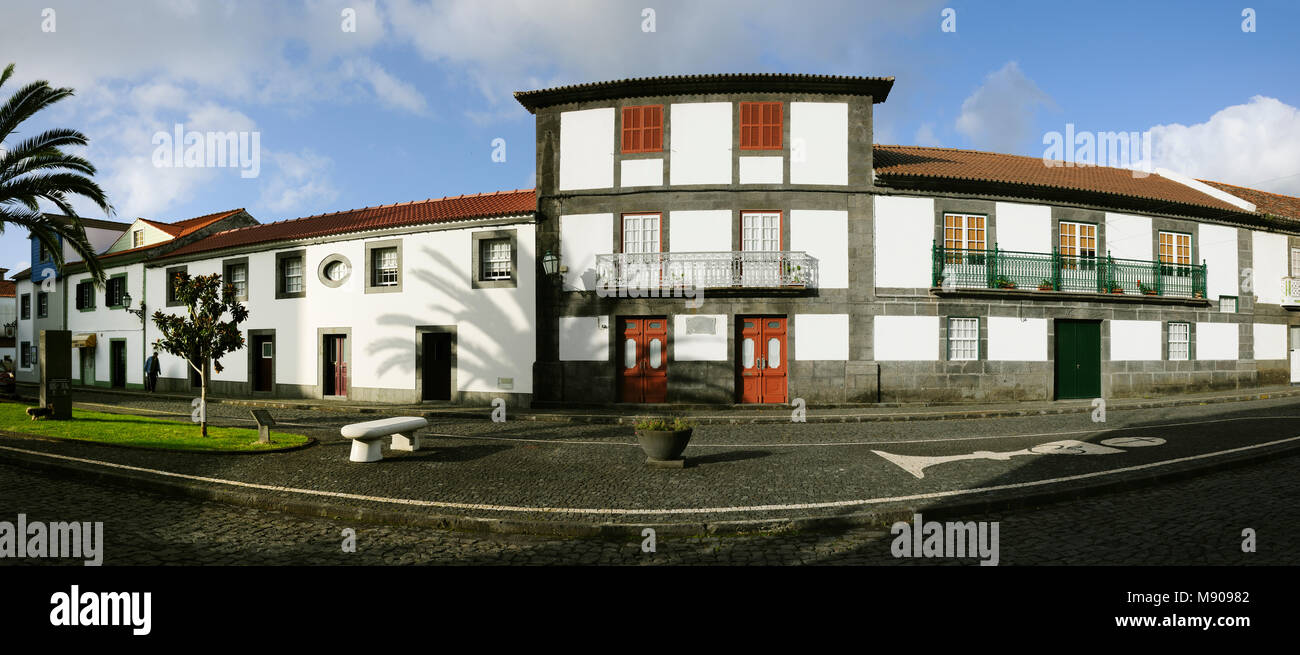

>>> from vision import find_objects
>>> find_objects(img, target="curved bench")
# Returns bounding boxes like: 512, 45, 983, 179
340, 416, 429, 462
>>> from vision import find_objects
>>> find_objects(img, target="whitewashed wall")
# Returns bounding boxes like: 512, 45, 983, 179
669, 103, 731, 185
66, 262, 147, 385
994, 202, 1051, 253
673, 314, 727, 361
874, 195, 935, 288
559, 316, 609, 361
1199, 223, 1239, 300
795, 314, 849, 360
559, 108, 614, 191
561, 212, 613, 290
1109, 320, 1162, 361
790, 210, 848, 288
873, 315, 939, 361
790, 102, 847, 185
1251, 231, 1287, 305
668, 210, 731, 253
1196, 322, 1239, 360
1253, 322, 1287, 360
1104, 213, 1153, 261
987, 317, 1047, 361
621, 159, 663, 187
739, 156, 782, 184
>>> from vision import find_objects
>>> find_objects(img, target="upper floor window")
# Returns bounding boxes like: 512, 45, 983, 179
19, 294, 30, 320
1291, 247, 1300, 277
480, 239, 512, 280
165, 267, 186, 306
38, 241, 52, 262
1159, 231, 1192, 266
943, 213, 985, 252
36, 292, 48, 318
471, 230, 517, 290
1219, 296, 1237, 313
75, 281, 96, 311
1059, 222, 1097, 258
275, 252, 306, 299
132, 230, 144, 248
106, 276, 127, 308
622, 213, 662, 254
741, 211, 781, 251
371, 248, 398, 287
621, 105, 663, 153
739, 102, 783, 150
224, 260, 248, 301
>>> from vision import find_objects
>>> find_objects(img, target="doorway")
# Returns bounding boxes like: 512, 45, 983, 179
419, 329, 454, 401
109, 340, 127, 388
322, 333, 349, 398
1290, 326, 1300, 384
80, 349, 95, 384
1055, 320, 1101, 399
250, 333, 275, 393
618, 317, 668, 403
737, 316, 787, 403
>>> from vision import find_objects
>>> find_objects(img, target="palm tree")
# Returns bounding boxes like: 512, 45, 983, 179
0, 62, 112, 283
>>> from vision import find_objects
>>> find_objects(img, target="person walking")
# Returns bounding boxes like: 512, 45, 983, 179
144, 349, 161, 392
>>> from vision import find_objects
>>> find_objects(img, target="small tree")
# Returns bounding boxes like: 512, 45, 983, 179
152, 273, 248, 437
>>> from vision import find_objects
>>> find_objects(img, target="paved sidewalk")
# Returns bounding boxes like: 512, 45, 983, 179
3, 393, 1300, 535
18, 382, 1300, 424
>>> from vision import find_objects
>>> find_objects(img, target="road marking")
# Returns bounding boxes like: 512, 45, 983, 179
874, 439, 1136, 479
2, 435, 1298, 516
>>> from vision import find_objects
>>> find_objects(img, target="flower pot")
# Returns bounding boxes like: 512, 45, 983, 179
1038, 286, 1053, 291
636, 428, 693, 461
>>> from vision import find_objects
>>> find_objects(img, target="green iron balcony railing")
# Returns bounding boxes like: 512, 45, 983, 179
932, 243, 1207, 299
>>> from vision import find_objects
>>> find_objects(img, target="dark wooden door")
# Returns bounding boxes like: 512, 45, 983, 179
618, 317, 668, 403
422, 332, 451, 401
738, 316, 788, 403
110, 341, 126, 388
253, 337, 274, 392
1055, 320, 1101, 399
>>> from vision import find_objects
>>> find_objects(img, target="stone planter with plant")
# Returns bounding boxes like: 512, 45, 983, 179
634, 416, 694, 465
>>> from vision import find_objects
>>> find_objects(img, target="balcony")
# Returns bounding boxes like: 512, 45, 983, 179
932, 244, 1207, 299
594, 251, 818, 291
1283, 278, 1300, 307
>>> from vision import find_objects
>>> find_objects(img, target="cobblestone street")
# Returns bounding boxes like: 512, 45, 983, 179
3, 449, 1296, 565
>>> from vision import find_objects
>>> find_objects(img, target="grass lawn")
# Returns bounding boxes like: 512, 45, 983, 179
0, 401, 310, 452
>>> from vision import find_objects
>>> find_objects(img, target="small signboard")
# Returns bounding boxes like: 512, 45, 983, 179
249, 409, 275, 444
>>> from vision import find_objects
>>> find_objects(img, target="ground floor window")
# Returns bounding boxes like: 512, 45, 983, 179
1168, 322, 1190, 361
20, 341, 30, 368
1219, 296, 1237, 313
948, 317, 979, 361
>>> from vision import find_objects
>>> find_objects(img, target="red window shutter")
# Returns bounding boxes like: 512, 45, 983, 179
740, 102, 782, 150
622, 105, 663, 153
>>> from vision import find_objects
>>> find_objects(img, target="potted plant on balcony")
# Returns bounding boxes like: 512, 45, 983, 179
1193, 290, 1205, 299
1037, 279, 1054, 291
1109, 284, 1126, 294
994, 275, 1017, 289
635, 416, 694, 464
787, 264, 806, 288
1138, 280, 1157, 296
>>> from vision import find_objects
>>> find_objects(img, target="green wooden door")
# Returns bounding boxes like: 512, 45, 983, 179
1055, 320, 1101, 399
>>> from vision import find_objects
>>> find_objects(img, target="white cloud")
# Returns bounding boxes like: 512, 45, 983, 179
1149, 96, 1300, 195
913, 122, 941, 147
955, 61, 1055, 154
339, 58, 429, 115
259, 149, 338, 213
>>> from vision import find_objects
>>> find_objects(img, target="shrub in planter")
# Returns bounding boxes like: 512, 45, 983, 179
634, 417, 694, 461
1037, 279, 1053, 291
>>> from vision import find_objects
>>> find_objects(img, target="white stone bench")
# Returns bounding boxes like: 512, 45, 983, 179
340, 417, 429, 463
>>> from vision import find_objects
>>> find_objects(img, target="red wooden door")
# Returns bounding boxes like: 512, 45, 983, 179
619, 317, 668, 403
332, 336, 348, 396
738, 316, 787, 404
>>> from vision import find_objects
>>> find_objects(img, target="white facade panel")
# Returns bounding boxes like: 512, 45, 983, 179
620, 158, 663, 187
673, 314, 727, 361
1108, 320, 1162, 361
1252, 230, 1287, 305
873, 315, 939, 361
1199, 223, 1239, 300
1253, 322, 1287, 360
790, 210, 848, 289
874, 195, 935, 289
795, 314, 849, 360
66, 263, 148, 386
559, 108, 614, 191
669, 102, 731, 185
790, 102, 848, 185
1196, 322, 1239, 360
987, 317, 1048, 361
559, 316, 609, 361
994, 202, 1051, 253
1104, 212, 1153, 261
739, 156, 783, 184
668, 210, 731, 253
561, 213, 613, 291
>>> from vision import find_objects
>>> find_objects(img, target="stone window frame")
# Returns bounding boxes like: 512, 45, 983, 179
1219, 295, 1238, 314
945, 316, 981, 361
1166, 321, 1193, 361
275, 249, 307, 300
19, 293, 30, 320
364, 239, 403, 294
165, 265, 187, 307
941, 212, 988, 252
75, 280, 96, 312
317, 253, 353, 289
471, 230, 518, 289
222, 256, 250, 301
1058, 220, 1100, 257
36, 291, 48, 318
106, 273, 128, 309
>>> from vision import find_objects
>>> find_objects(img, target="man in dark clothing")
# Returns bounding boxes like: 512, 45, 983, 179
144, 350, 161, 392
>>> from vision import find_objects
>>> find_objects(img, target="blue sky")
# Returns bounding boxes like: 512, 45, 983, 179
0, 0, 1296, 272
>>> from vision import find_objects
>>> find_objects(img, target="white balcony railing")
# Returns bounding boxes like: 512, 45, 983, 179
1282, 277, 1300, 306
594, 251, 818, 290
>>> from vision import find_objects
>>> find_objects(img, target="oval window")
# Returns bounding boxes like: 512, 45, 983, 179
742, 338, 755, 368
624, 339, 637, 369
649, 338, 662, 368
767, 338, 781, 368
325, 260, 349, 281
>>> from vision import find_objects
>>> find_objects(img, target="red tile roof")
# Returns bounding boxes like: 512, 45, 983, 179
0, 280, 14, 297
1198, 180, 1300, 222
140, 208, 247, 239
162, 190, 536, 259
873, 145, 1250, 216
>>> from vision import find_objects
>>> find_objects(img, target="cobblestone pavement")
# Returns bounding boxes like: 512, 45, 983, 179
2, 450, 1296, 565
